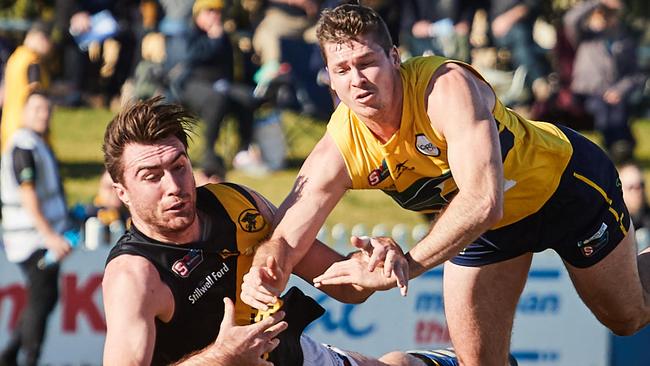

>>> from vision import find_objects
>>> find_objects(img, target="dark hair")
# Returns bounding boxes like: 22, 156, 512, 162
316, 3, 393, 62
102, 96, 196, 183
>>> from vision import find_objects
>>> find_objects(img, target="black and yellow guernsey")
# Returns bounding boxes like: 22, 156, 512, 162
106, 183, 323, 365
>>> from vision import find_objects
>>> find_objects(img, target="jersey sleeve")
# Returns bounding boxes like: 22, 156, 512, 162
12, 147, 37, 185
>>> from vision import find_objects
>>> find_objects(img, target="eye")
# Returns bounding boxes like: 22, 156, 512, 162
334, 68, 348, 75
142, 171, 161, 182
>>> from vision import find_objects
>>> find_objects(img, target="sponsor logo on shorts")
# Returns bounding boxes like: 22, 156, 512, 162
578, 222, 609, 257
415, 134, 440, 157
238, 209, 265, 232
172, 249, 203, 278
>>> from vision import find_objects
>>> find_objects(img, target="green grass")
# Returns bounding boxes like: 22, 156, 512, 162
50, 106, 650, 229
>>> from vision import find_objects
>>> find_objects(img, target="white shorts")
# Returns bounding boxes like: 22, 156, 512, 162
300, 335, 360, 366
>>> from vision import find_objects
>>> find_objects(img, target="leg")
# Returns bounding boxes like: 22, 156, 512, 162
566, 224, 650, 335
443, 253, 533, 366
16, 253, 60, 366
227, 83, 257, 150
179, 79, 229, 163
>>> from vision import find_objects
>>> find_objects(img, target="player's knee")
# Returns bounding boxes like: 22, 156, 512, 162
378, 351, 413, 365
600, 310, 645, 336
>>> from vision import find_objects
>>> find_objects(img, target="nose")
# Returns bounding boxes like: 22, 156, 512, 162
350, 67, 367, 87
163, 170, 183, 196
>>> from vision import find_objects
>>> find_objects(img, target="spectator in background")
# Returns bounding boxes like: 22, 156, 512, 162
132, 32, 167, 100
252, 0, 321, 80
489, 0, 550, 104
400, 0, 476, 62
564, 0, 646, 163
159, 0, 193, 97
174, 0, 259, 179
618, 161, 650, 251
54, 0, 139, 108
90, 170, 128, 227
0, 22, 52, 152
0, 92, 71, 366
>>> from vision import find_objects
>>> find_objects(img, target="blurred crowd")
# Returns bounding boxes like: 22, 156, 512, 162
0, 0, 648, 211
0, 2, 649, 363
0, 0, 649, 169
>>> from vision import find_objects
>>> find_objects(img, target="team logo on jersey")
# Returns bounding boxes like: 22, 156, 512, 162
238, 209, 265, 232
368, 159, 391, 186
172, 249, 204, 278
578, 222, 609, 257
415, 134, 440, 157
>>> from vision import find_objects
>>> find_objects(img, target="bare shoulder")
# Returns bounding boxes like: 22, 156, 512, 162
425, 63, 495, 132
299, 132, 351, 190
429, 63, 485, 97
104, 254, 160, 289
103, 254, 171, 317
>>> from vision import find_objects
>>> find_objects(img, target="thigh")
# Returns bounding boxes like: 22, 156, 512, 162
565, 225, 647, 326
444, 253, 532, 366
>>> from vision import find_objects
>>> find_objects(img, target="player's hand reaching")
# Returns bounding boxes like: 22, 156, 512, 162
210, 297, 287, 365
241, 256, 286, 310
313, 236, 409, 296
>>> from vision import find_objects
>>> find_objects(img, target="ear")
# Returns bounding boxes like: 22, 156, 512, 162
112, 182, 130, 207
390, 46, 401, 67
325, 68, 337, 92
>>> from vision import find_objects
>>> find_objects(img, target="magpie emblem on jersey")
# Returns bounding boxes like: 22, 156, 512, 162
172, 249, 204, 278
238, 209, 265, 232
415, 134, 440, 157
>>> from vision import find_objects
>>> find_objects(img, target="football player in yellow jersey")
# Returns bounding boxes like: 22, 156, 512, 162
243, 3, 650, 366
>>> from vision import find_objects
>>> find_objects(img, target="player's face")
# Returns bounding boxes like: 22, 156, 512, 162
324, 34, 400, 120
115, 137, 198, 243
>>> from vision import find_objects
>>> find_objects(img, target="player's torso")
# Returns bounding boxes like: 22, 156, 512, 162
106, 183, 270, 365
328, 56, 574, 228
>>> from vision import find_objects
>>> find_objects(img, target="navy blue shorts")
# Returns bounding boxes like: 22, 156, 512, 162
451, 126, 630, 269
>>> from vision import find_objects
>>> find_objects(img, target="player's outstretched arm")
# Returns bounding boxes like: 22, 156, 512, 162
244, 133, 351, 308
242, 187, 374, 305
173, 298, 287, 366
313, 236, 410, 296
406, 63, 504, 277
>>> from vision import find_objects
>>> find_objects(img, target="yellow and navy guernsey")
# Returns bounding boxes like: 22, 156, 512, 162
105, 183, 322, 365
1, 45, 50, 152
328, 56, 573, 229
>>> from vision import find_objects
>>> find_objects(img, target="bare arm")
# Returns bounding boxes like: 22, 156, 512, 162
103, 255, 287, 366
242, 186, 372, 304
248, 133, 351, 298
491, 4, 529, 38
103, 255, 172, 365
20, 184, 71, 260
103, 257, 231, 365
406, 64, 504, 278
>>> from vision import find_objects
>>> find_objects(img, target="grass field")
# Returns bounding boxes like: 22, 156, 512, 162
50, 106, 650, 229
